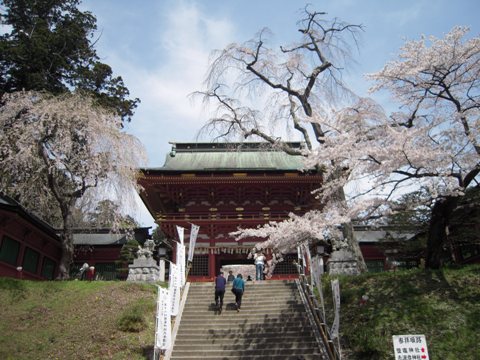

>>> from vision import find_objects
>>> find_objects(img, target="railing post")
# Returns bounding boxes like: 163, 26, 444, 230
297, 269, 339, 360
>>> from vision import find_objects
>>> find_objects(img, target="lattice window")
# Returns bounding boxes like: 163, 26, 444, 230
95, 262, 119, 280
22, 247, 39, 274
41, 257, 56, 280
0, 236, 20, 266
272, 254, 297, 275
395, 259, 419, 270
366, 259, 385, 273
190, 255, 209, 276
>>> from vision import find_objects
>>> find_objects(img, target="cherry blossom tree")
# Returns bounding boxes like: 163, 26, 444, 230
198, 7, 368, 274
201, 10, 479, 271
368, 26, 479, 268
0, 91, 147, 278
303, 27, 479, 269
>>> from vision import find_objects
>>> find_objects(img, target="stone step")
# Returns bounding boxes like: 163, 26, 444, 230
172, 341, 320, 351
174, 340, 318, 347
182, 306, 304, 313
174, 335, 317, 345
185, 299, 301, 306
176, 326, 315, 337
171, 347, 321, 358
177, 322, 312, 330
183, 304, 303, 311
180, 308, 308, 316
188, 285, 297, 291
186, 296, 301, 302
187, 288, 299, 293
180, 311, 305, 318
180, 313, 308, 321
189, 296, 298, 300
176, 326, 315, 334
187, 288, 299, 294
182, 304, 305, 312
186, 296, 299, 301
187, 289, 298, 296
170, 355, 324, 360
187, 289, 297, 294
190, 280, 295, 285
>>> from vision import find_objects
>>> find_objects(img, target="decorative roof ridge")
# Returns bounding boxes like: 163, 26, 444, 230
168, 141, 305, 154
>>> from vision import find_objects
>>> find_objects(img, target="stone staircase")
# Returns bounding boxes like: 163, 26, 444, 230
170, 280, 327, 359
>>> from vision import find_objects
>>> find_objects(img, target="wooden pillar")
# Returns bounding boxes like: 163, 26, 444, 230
208, 250, 215, 279
172, 242, 177, 264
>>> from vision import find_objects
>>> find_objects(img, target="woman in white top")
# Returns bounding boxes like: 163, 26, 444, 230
254, 251, 265, 280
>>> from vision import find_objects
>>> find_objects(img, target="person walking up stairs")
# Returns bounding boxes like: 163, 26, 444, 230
231, 274, 245, 312
214, 271, 226, 314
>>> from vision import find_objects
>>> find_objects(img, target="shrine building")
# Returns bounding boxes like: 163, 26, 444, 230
138, 142, 322, 281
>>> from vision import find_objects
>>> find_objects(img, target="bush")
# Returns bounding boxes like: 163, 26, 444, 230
116, 299, 153, 332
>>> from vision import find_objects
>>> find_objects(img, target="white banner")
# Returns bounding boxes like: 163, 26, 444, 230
176, 242, 186, 286
311, 256, 326, 320
176, 226, 184, 245
330, 279, 341, 339
302, 243, 312, 275
296, 246, 303, 273
311, 256, 325, 286
169, 262, 180, 316
188, 224, 200, 262
155, 286, 171, 350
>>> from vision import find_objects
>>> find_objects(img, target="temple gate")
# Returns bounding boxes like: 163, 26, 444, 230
138, 142, 322, 281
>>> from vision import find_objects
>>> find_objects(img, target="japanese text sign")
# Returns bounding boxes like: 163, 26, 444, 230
392, 334, 429, 360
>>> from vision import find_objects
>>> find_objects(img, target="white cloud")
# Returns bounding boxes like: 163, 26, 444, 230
110, 1, 235, 166
80, 0, 237, 227
380, 2, 424, 28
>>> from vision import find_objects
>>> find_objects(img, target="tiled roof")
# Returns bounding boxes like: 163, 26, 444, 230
72, 233, 127, 245
147, 142, 306, 171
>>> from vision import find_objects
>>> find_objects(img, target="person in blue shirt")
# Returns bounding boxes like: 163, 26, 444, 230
231, 274, 245, 312
214, 271, 226, 313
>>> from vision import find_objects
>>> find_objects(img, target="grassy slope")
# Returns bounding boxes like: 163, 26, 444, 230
0, 280, 157, 360
1, 266, 478, 360
321, 265, 480, 360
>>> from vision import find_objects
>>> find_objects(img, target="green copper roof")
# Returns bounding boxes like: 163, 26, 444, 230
152, 142, 306, 171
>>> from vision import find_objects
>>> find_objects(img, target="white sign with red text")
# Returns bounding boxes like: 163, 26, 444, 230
392, 335, 429, 360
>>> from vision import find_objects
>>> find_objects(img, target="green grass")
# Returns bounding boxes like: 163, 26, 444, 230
0, 279, 157, 360
320, 265, 480, 359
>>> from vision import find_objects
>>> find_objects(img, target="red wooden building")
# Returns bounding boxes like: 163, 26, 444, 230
72, 227, 151, 280
0, 194, 61, 280
0, 193, 151, 281
139, 142, 322, 281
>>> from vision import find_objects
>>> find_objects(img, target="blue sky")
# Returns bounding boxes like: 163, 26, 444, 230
80, 0, 480, 227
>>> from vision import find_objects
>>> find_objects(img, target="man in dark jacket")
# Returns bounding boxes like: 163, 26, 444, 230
214, 271, 227, 313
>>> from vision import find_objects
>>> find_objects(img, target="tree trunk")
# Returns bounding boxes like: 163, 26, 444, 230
341, 220, 368, 273
330, 185, 368, 273
57, 208, 75, 279
425, 196, 459, 269
57, 231, 74, 279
